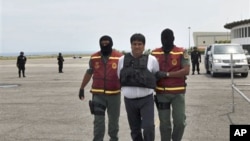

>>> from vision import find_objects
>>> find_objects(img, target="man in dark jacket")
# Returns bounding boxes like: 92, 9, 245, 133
16, 51, 27, 78
57, 52, 64, 73
191, 47, 201, 75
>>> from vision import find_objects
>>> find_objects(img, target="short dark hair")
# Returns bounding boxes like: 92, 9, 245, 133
130, 33, 145, 44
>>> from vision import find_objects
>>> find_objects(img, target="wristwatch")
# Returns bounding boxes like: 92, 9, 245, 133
166, 72, 169, 77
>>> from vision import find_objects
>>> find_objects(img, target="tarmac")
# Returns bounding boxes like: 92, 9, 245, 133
0, 56, 250, 141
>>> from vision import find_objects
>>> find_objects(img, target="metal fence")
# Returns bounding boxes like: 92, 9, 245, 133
230, 53, 250, 113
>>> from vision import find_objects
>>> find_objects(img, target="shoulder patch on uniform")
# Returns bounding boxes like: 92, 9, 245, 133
183, 50, 189, 59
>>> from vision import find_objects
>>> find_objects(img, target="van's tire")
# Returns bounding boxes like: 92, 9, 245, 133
241, 73, 248, 77
210, 65, 217, 77
211, 70, 217, 77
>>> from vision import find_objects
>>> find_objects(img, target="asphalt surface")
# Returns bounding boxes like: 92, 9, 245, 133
1, 56, 250, 141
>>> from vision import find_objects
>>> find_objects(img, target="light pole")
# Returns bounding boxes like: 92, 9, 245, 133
188, 27, 191, 50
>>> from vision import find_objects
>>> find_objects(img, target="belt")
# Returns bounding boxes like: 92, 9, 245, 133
125, 93, 153, 100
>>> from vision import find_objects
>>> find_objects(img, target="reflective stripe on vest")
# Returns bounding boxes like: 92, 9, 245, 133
91, 88, 121, 94
151, 51, 183, 55
155, 86, 185, 91
91, 56, 121, 60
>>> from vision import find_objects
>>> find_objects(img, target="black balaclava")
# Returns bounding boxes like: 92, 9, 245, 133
99, 35, 113, 56
161, 28, 175, 54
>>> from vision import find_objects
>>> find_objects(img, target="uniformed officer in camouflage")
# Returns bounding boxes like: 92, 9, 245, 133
79, 35, 122, 141
152, 28, 190, 141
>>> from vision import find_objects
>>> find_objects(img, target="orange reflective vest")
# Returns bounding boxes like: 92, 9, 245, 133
151, 47, 186, 94
90, 50, 122, 95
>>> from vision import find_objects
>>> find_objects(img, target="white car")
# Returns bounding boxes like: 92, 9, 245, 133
204, 44, 248, 77
246, 55, 250, 69
244, 49, 250, 69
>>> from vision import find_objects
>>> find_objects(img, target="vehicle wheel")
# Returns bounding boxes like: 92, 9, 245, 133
241, 73, 248, 77
210, 70, 217, 77
210, 65, 217, 77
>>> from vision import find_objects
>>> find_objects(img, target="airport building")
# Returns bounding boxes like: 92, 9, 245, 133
192, 19, 250, 52
224, 19, 250, 53
195, 20, 250, 74
193, 32, 230, 49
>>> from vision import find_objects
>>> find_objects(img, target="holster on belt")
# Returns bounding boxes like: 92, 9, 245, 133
154, 95, 170, 110
89, 100, 106, 115
89, 100, 95, 114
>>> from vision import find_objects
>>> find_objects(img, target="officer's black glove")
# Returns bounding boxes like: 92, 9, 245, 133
155, 71, 167, 80
79, 89, 84, 100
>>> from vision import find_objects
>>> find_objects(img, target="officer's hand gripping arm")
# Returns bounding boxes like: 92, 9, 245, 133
155, 71, 167, 80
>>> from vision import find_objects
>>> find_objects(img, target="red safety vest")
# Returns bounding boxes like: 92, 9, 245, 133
90, 50, 122, 95
151, 46, 186, 94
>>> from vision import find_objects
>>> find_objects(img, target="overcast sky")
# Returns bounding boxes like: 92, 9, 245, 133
1, 0, 250, 55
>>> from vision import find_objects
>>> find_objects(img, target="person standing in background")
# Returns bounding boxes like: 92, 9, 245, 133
16, 51, 27, 78
57, 52, 64, 73
191, 47, 201, 75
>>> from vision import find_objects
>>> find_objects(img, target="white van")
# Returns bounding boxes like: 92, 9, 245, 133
204, 44, 248, 77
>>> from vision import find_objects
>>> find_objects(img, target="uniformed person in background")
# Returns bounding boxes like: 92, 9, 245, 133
152, 28, 190, 141
79, 35, 122, 141
191, 47, 201, 75
57, 52, 64, 73
16, 51, 27, 78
